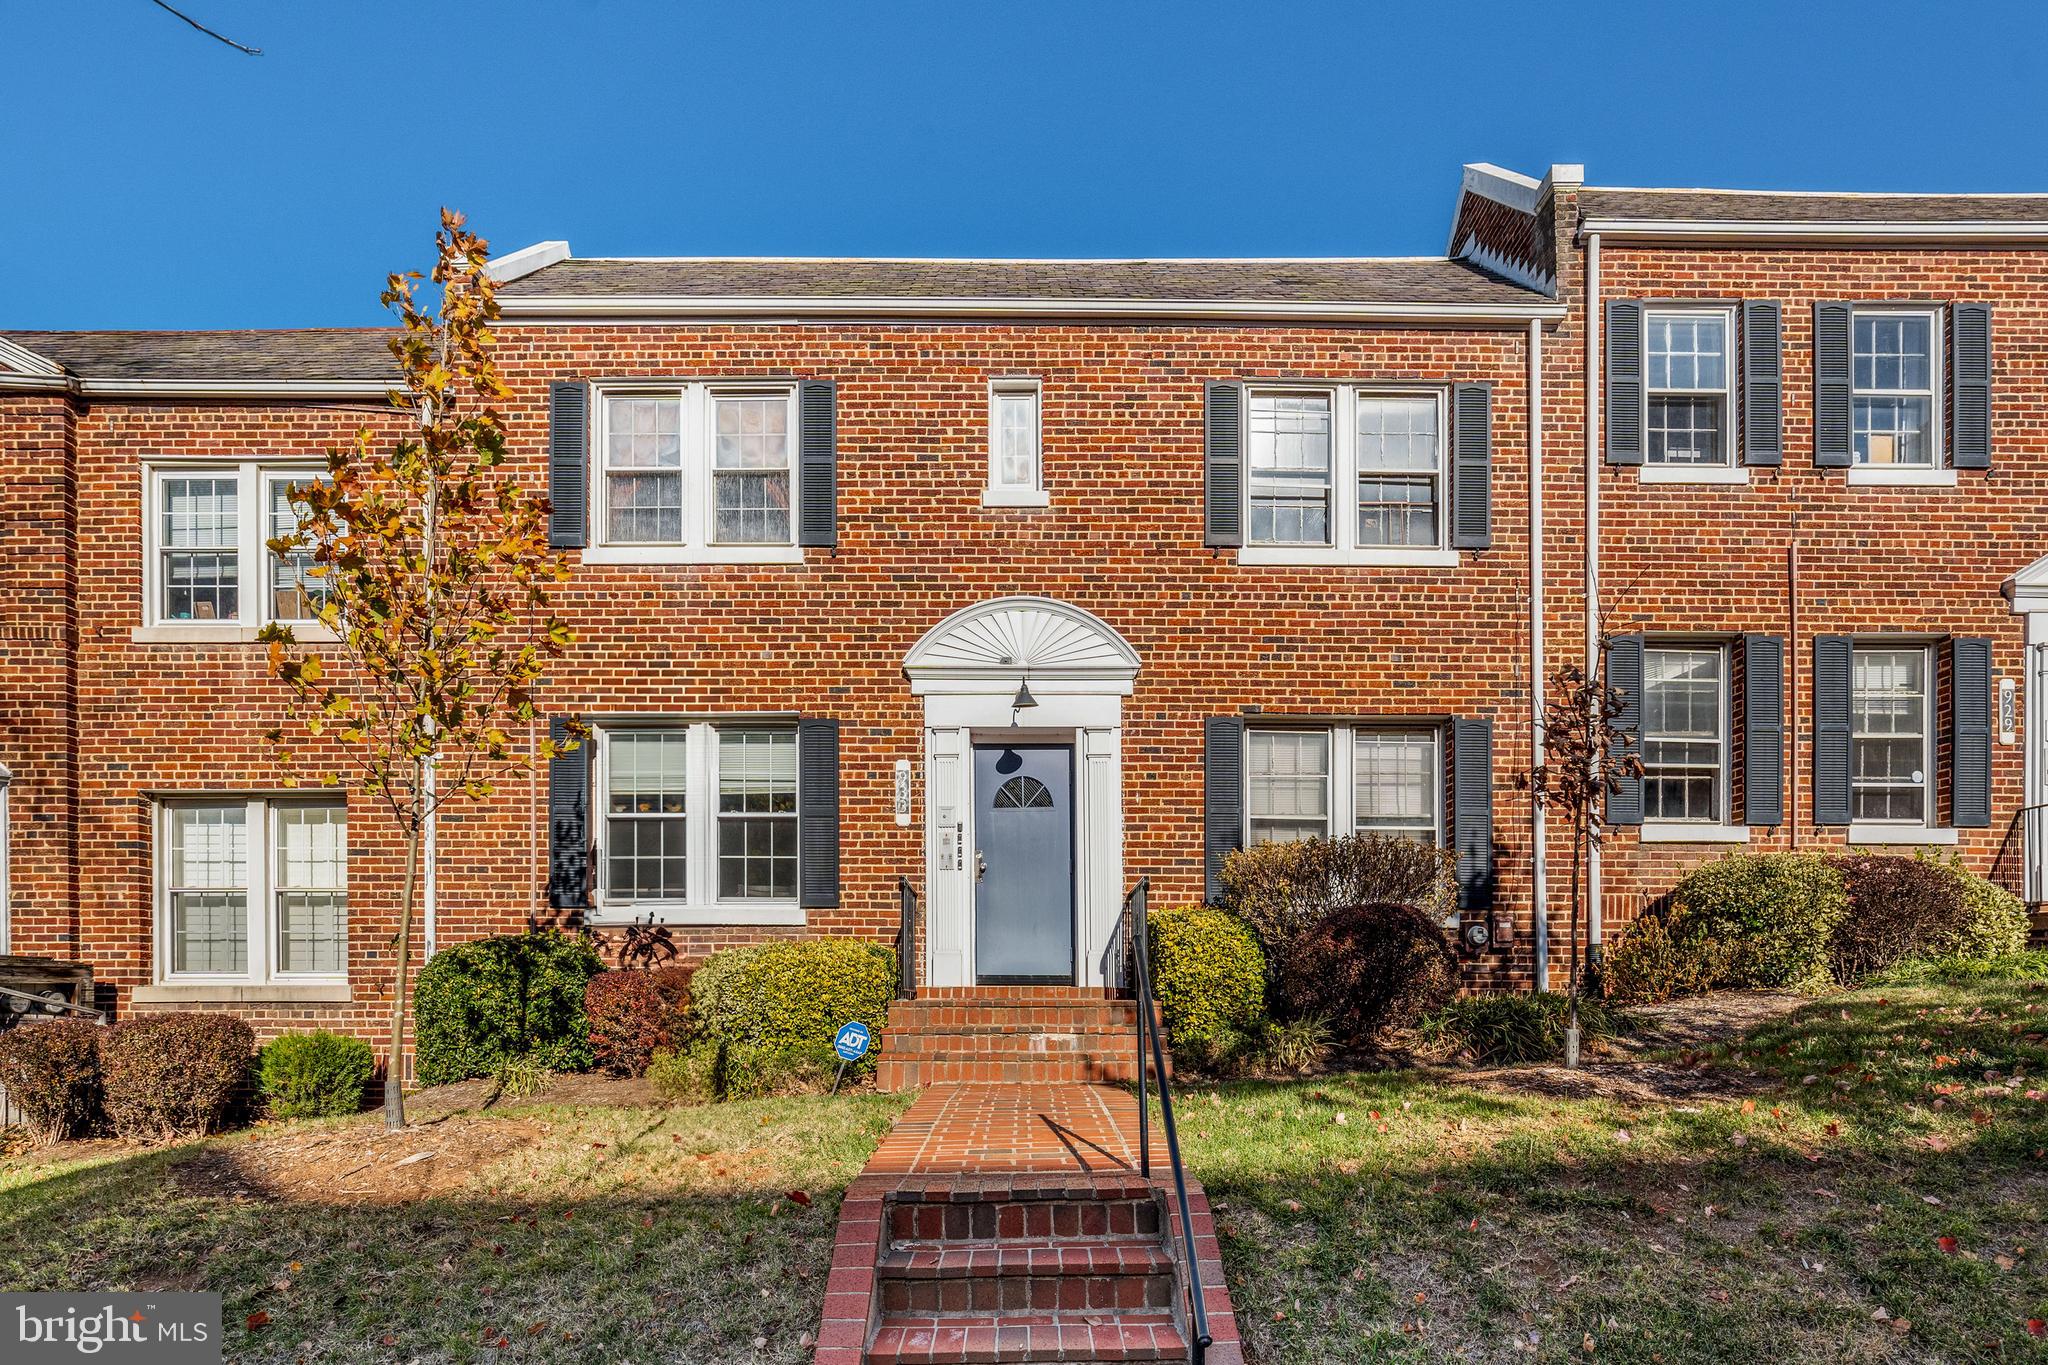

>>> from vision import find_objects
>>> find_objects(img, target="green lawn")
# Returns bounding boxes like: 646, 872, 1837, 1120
0, 1090, 910, 1364
1179, 973, 2048, 1363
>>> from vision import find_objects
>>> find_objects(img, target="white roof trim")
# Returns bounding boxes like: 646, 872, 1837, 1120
2003, 550, 2048, 613
1460, 163, 1542, 214
486, 240, 571, 283
0, 336, 64, 377
496, 295, 1565, 324
0, 373, 391, 399
1580, 217, 2048, 244
541, 253, 1462, 265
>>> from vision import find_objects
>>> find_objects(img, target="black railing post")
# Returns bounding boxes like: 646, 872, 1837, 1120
1132, 877, 1150, 1178
896, 876, 917, 1000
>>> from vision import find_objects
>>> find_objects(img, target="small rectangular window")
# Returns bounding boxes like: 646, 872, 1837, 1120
603, 394, 685, 544
1642, 646, 1726, 821
1853, 311, 1940, 467
1852, 646, 1930, 822
1247, 392, 1334, 546
988, 380, 1043, 496
1355, 397, 1441, 548
1352, 731, 1439, 843
1645, 309, 1733, 466
605, 731, 689, 901
167, 804, 250, 975
1247, 730, 1332, 844
160, 473, 242, 622
711, 393, 793, 544
717, 728, 798, 901
274, 804, 347, 976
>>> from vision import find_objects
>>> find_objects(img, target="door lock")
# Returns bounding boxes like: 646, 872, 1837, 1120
975, 849, 987, 881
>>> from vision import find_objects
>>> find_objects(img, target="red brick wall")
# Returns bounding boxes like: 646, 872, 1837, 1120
4, 320, 1547, 1042
1560, 234, 2043, 955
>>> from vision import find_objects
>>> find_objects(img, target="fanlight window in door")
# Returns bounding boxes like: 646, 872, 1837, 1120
993, 776, 1055, 809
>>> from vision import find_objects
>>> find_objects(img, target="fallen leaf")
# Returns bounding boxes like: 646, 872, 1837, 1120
2027, 1318, 2044, 1338
1938, 1236, 1960, 1255
246, 1312, 271, 1330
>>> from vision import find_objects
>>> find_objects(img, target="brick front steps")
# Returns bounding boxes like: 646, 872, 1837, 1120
876, 988, 1154, 1090
814, 1084, 1244, 1365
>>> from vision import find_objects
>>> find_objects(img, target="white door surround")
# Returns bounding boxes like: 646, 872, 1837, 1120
904, 597, 1141, 989
2004, 556, 2048, 900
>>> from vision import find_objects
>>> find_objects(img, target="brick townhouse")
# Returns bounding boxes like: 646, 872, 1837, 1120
0, 160, 2043, 1047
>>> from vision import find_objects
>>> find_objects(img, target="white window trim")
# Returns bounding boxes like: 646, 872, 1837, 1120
1244, 723, 1444, 847
138, 460, 335, 641
1642, 304, 1738, 469
1846, 466, 1959, 488
1238, 385, 1460, 568
1640, 822, 1750, 844
1850, 305, 1945, 471
586, 719, 805, 927
584, 382, 804, 566
155, 797, 348, 986
983, 377, 1049, 507
1850, 642, 1939, 830
1640, 642, 1732, 827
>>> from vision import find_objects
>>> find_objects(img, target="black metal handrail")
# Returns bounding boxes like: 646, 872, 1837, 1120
1989, 803, 2048, 904
1124, 877, 1211, 1362
896, 876, 918, 1000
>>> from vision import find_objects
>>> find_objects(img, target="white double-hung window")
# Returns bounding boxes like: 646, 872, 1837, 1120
590, 384, 801, 563
1641, 645, 1728, 822
157, 798, 347, 983
144, 464, 331, 632
984, 378, 1047, 506
1853, 310, 1942, 468
1851, 646, 1932, 824
594, 721, 802, 924
1241, 386, 1452, 566
1645, 308, 1735, 466
1246, 726, 1441, 848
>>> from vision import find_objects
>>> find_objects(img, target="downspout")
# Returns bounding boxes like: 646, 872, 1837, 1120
1528, 317, 1549, 990
1583, 231, 1604, 958
423, 755, 438, 955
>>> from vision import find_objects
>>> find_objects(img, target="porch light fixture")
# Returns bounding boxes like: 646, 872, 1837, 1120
1011, 677, 1038, 710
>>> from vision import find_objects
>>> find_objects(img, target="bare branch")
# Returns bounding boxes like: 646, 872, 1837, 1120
145, 0, 262, 54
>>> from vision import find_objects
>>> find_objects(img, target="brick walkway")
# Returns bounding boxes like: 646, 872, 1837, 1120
815, 1083, 1245, 1364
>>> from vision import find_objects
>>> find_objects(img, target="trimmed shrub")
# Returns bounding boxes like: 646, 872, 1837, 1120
256, 1031, 375, 1119
1667, 852, 1846, 989
1220, 833, 1456, 985
1147, 905, 1265, 1053
692, 938, 894, 1096
647, 1041, 720, 1102
1933, 859, 2031, 959
1416, 992, 1617, 1065
414, 929, 605, 1086
1285, 902, 1459, 1044
1833, 856, 1974, 981
100, 1013, 253, 1140
585, 967, 694, 1077
0, 1021, 102, 1144
1601, 912, 1723, 1005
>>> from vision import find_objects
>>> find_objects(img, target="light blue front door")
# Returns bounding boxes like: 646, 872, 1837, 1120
972, 744, 1075, 984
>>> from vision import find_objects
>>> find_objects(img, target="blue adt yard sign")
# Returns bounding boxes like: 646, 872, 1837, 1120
829, 1021, 871, 1094
834, 1021, 872, 1062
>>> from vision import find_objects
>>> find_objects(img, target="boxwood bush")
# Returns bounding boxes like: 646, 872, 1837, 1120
1146, 905, 1265, 1054
1287, 901, 1460, 1045
414, 929, 605, 1086
0, 1021, 103, 1144
257, 1030, 375, 1119
1666, 851, 1847, 990
100, 1013, 253, 1140
1933, 857, 2030, 958
691, 938, 894, 1097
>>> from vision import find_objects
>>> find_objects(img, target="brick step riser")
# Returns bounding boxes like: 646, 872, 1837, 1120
887, 1200, 1163, 1244
878, 1271, 1175, 1316
876, 1059, 1144, 1088
884, 1011, 1139, 1031
863, 1314, 1188, 1365
881, 1034, 1137, 1056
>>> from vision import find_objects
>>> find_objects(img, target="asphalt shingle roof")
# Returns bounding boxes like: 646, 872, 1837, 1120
498, 257, 1548, 306
1577, 188, 2048, 224
3, 329, 396, 381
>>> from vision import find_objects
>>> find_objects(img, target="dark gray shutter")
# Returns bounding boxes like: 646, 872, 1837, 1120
1741, 634, 1785, 826
1812, 635, 1854, 825
1451, 382, 1492, 550
548, 382, 589, 549
1742, 301, 1784, 466
797, 380, 837, 548
1203, 717, 1244, 903
1451, 717, 1495, 911
1204, 382, 1244, 548
1949, 637, 1992, 828
797, 718, 840, 907
1952, 304, 1992, 470
547, 716, 591, 909
1813, 303, 1853, 467
1605, 299, 1644, 465
1604, 634, 1644, 826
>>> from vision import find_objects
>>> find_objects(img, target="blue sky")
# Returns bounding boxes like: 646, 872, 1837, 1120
9, 0, 2048, 329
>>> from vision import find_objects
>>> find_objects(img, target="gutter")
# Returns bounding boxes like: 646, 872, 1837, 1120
0, 373, 393, 400
495, 295, 1568, 325
1578, 217, 2048, 246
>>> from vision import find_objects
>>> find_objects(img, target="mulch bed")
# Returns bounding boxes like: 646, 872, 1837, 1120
174, 1114, 545, 1205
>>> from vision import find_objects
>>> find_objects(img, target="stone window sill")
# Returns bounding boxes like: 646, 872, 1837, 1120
132, 983, 352, 1005
1846, 467, 1958, 488
981, 488, 1051, 508
1639, 822, 1751, 844
1846, 824, 1959, 846
1237, 547, 1462, 569
132, 624, 338, 645
1637, 465, 1751, 485
584, 903, 806, 928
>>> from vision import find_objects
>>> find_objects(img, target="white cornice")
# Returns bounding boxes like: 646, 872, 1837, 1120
0, 336, 64, 377
495, 295, 1566, 325
1580, 217, 2048, 245
487, 240, 571, 282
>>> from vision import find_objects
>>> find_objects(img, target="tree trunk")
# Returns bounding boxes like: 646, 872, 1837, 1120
385, 812, 422, 1130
